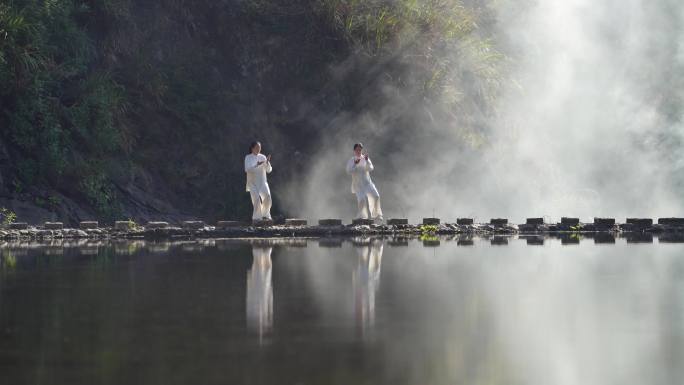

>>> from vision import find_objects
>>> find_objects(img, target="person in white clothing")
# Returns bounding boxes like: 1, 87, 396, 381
245, 141, 272, 222
346, 143, 383, 222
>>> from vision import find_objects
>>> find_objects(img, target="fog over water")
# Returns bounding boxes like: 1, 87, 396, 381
284, 0, 684, 222
3, 238, 681, 384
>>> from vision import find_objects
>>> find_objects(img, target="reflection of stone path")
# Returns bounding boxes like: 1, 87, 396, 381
247, 246, 273, 343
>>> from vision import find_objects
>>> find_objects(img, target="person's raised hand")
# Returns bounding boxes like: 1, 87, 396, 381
267, 154, 271, 162
364, 154, 369, 161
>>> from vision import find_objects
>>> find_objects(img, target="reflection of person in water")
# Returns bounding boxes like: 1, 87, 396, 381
246, 245, 273, 343
353, 239, 383, 334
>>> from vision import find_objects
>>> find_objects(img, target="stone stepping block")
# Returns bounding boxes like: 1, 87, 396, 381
560, 217, 580, 226
352, 218, 374, 226
114, 221, 135, 230
658, 218, 684, 226
9, 222, 29, 230
626, 218, 653, 227
457, 218, 474, 225
526, 237, 545, 245
146, 221, 169, 229
318, 219, 342, 226
457, 239, 474, 246
182, 221, 205, 229
387, 218, 408, 225
80, 221, 99, 229
44, 222, 63, 230
526, 218, 544, 225
561, 235, 580, 245
422, 218, 440, 225
252, 219, 273, 226
285, 218, 307, 226
594, 218, 615, 226
490, 218, 508, 226
216, 221, 244, 228
491, 236, 509, 245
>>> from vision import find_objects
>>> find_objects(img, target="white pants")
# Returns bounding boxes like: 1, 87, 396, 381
249, 188, 272, 220
356, 186, 383, 220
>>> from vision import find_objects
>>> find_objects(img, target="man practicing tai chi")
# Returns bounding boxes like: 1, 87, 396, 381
245, 141, 273, 222
346, 143, 383, 223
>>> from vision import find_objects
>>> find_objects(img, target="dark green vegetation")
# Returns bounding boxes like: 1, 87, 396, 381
0, 0, 503, 223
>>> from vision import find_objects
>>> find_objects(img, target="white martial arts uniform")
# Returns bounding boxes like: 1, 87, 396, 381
346, 156, 383, 220
245, 153, 273, 220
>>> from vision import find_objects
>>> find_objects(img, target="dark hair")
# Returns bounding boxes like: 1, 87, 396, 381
249, 141, 261, 153
353, 143, 363, 150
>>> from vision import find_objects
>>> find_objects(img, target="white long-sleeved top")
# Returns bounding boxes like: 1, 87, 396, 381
346, 156, 376, 194
245, 153, 272, 192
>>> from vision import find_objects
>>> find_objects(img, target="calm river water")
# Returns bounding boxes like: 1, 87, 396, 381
1, 236, 682, 385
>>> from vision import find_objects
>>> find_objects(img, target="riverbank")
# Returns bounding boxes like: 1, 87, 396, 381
1, 218, 683, 241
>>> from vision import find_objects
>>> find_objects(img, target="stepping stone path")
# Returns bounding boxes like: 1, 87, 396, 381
182, 221, 205, 229
80, 221, 98, 229
319, 219, 342, 226
146, 222, 169, 229
114, 221, 135, 230
561, 217, 580, 226
285, 219, 307, 226
387, 219, 408, 225
526, 218, 544, 225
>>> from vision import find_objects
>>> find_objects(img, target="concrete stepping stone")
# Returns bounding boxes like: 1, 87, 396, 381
216, 221, 243, 228
626, 218, 653, 227
387, 218, 408, 225
594, 218, 615, 226
422, 218, 440, 225
44, 222, 63, 230
146, 221, 169, 229
658, 218, 684, 226
252, 219, 273, 226
285, 218, 307, 226
318, 219, 342, 226
182, 221, 205, 229
560, 217, 580, 226
114, 221, 135, 230
352, 218, 373, 226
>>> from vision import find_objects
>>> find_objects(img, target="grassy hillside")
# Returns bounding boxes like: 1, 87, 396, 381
0, 0, 503, 223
